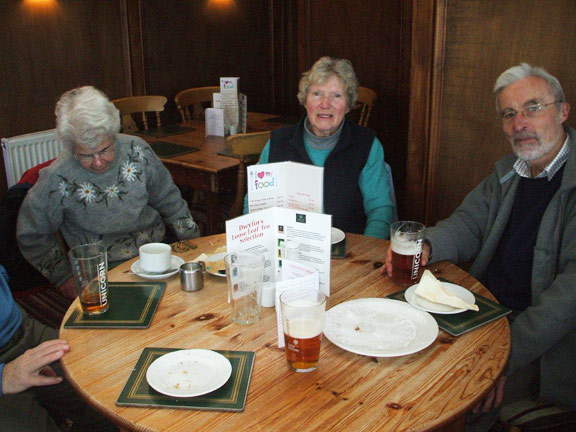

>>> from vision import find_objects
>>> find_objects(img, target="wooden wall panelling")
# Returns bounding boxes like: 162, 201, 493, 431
270, 0, 301, 116
405, 0, 437, 223
424, 0, 576, 225
139, 0, 276, 126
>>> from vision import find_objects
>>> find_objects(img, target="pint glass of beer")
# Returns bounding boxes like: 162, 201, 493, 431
69, 244, 109, 315
390, 221, 425, 286
280, 289, 326, 373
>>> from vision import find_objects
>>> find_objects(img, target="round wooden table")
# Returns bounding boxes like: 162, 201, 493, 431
60, 233, 510, 432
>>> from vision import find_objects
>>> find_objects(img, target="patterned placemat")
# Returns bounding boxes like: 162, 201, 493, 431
117, 348, 255, 411
387, 281, 511, 336
63, 282, 165, 329
150, 141, 200, 158
137, 125, 196, 138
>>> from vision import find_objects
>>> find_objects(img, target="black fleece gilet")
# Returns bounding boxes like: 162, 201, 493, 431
268, 119, 375, 234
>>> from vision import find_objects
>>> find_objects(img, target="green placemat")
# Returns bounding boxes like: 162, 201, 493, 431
116, 348, 255, 411
387, 281, 511, 336
137, 125, 196, 138
64, 282, 165, 329
150, 141, 200, 158
331, 237, 346, 258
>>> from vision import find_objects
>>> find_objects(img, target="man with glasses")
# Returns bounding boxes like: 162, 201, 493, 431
17, 86, 200, 299
385, 63, 575, 430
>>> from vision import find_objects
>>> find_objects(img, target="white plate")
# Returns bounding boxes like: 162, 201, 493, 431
203, 252, 227, 277
405, 282, 476, 314
146, 349, 232, 398
331, 227, 345, 244
131, 256, 184, 280
324, 298, 438, 357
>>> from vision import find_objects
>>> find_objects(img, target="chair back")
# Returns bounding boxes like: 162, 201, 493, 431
353, 87, 377, 127
111, 95, 167, 133
226, 131, 271, 218
175, 86, 220, 122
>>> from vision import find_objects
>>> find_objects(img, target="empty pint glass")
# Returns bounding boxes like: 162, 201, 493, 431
69, 244, 109, 315
280, 289, 326, 373
390, 221, 425, 286
225, 251, 265, 325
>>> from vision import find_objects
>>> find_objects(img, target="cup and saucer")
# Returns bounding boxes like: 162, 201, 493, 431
132, 243, 184, 280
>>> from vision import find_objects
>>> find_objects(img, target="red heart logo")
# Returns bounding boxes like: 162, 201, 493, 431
257, 172, 265, 179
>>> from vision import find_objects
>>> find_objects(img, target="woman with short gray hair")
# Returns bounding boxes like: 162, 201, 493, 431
17, 86, 200, 299
248, 56, 395, 238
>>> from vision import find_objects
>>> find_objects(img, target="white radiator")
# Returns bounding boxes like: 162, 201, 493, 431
1, 129, 63, 187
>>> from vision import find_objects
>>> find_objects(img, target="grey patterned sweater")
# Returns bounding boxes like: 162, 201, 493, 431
17, 134, 200, 286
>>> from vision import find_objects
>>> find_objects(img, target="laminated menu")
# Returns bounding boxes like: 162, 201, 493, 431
246, 162, 324, 214
225, 206, 331, 296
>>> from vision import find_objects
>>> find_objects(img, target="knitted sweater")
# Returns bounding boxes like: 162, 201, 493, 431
17, 134, 199, 286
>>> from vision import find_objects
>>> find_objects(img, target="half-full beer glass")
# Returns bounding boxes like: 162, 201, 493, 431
390, 221, 425, 286
68, 244, 109, 315
280, 289, 326, 373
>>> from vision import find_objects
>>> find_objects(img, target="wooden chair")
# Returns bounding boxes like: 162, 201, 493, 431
111, 95, 168, 133
353, 86, 377, 127
225, 131, 271, 219
174, 86, 220, 122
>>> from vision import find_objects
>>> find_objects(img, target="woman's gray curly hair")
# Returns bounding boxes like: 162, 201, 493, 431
55, 86, 121, 149
297, 56, 359, 110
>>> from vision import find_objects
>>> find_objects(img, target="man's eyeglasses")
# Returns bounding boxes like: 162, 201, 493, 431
74, 143, 114, 162
500, 101, 563, 122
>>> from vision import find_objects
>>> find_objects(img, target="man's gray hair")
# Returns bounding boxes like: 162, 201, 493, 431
55, 86, 121, 149
297, 56, 359, 110
494, 63, 565, 110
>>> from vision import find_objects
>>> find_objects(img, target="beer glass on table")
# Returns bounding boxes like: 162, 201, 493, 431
224, 251, 265, 325
390, 221, 425, 286
280, 289, 326, 373
68, 243, 109, 315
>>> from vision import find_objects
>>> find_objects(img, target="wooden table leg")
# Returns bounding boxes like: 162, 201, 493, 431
205, 191, 222, 235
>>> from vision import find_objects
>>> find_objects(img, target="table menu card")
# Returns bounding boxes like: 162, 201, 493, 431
387, 284, 511, 336
247, 161, 323, 214
63, 282, 165, 329
226, 206, 331, 296
116, 348, 255, 412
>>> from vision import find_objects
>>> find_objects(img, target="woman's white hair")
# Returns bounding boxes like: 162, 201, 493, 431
493, 63, 565, 110
297, 56, 359, 110
55, 86, 120, 149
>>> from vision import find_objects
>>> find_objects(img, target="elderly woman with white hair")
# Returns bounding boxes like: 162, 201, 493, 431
245, 56, 395, 238
17, 86, 199, 298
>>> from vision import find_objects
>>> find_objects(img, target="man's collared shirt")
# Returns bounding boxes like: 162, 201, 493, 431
513, 135, 570, 180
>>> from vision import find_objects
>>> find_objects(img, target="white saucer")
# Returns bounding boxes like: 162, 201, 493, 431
331, 227, 345, 244
131, 256, 184, 280
146, 349, 232, 397
203, 252, 227, 277
405, 282, 476, 314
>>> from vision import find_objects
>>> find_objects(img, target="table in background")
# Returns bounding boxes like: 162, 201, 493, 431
60, 234, 510, 432
135, 113, 287, 235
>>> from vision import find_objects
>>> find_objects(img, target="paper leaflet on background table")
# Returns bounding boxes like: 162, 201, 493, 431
247, 162, 324, 213
225, 206, 331, 296
205, 108, 225, 136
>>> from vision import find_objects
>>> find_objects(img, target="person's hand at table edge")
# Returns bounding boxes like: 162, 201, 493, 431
1, 339, 70, 395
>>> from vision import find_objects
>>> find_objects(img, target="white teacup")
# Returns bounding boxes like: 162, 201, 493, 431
139, 243, 172, 273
